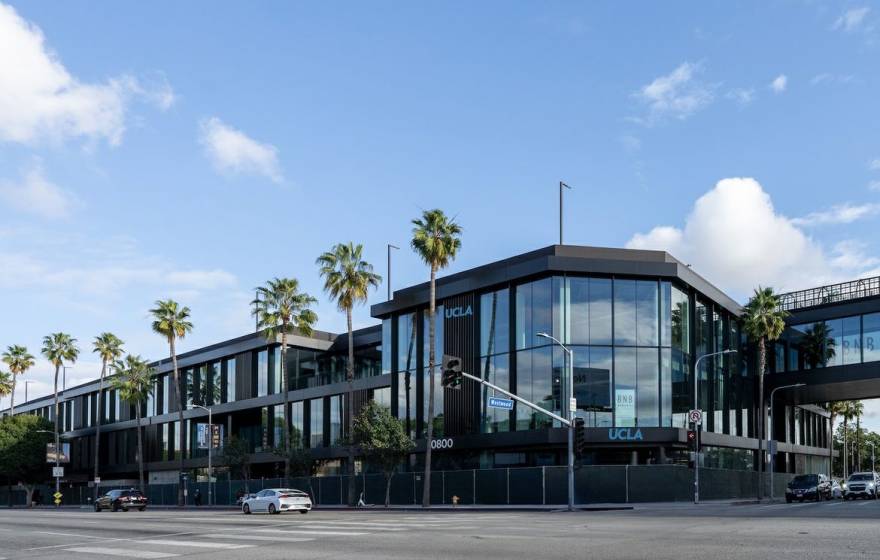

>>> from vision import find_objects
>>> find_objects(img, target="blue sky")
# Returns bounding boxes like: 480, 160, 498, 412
2, 1, 880, 425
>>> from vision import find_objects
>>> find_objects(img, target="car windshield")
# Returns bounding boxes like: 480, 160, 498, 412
848, 474, 873, 482
789, 475, 818, 488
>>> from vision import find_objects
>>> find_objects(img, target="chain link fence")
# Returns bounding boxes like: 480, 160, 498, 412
0, 466, 795, 507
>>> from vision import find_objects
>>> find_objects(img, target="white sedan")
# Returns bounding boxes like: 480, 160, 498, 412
242, 488, 312, 515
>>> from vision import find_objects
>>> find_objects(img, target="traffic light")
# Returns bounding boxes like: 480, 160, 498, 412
574, 417, 586, 459
441, 354, 463, 389
687, 430, 697, 451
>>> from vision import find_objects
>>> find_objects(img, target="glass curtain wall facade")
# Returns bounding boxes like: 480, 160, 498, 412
776, 312, 880, 371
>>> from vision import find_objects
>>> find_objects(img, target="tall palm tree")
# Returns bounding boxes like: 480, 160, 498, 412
742, 287, 788, 500
251, 278, 317, 481
2, 345, 35, 416
92, 333, 124, 501
852, 400, 864, 472
0, 370, 13, 406
111, 355, 153, 493
411, 209, 462, 507
317, 242, 382, 505
150, 299, 193, 506
841, 400, 862, 479
41, 333, 80, 477
826, 401, 849, 476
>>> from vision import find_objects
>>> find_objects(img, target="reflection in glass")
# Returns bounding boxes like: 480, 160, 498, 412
257, 350, 268, 397
310, 398, 324, 448
865, 313, 880, 362
480, 353, 510, 433
397, 313, 417, 438
481, 289, 509, 356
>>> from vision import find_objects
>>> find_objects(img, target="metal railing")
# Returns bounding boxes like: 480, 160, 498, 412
777, 276, 880, 312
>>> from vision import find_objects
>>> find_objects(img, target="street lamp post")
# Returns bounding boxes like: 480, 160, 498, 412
559, 181, 571, 245
768, 383, 805, 501
537, 332, 575, 512
24, 380, 35, 403
193, 404, 213, 506
387, 244, 399, 301
37, 429, 61, 507
693, 349, 738, 504
62, 366, 73, 391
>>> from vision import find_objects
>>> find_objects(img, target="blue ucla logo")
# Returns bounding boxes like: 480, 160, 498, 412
608, 428, 643, 441
445, 305, 473, 319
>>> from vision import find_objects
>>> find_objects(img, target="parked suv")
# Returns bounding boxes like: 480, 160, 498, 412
844, 472, 880, 500
785, 473, 832, 503
95, 489, 148, 512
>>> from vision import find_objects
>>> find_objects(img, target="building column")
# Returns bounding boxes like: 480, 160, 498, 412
630, 450, 639, 465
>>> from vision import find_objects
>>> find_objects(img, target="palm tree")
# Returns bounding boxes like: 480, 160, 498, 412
826, 401, 849, 476
411, 209, 462, 507
742, 287, 788, 500
852, 400, 864, 472
251, 278, 317, 481
92, 333, 124, 501
802, 323, 836, 369
149, 299, 193, 506
41, 333, 80, 475
317, 242, 382, 505
0, 370, 13, 406
840, 400, 863, 479
2, 345, 36, 416
111, 355, 153, 493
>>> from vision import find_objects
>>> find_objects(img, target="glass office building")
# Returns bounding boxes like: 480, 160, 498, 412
3, 245, 832, 482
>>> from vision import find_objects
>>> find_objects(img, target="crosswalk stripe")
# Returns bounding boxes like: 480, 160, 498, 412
65, 547, 179, 559
137, 539, 254, 549
201, 533, 315, 543
293, 523, 406, 531
255, 528, 368, 536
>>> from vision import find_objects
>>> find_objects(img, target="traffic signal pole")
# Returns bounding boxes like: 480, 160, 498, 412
456, 370, 575, 510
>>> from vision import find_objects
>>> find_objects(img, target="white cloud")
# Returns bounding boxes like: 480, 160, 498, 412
833, 7, 871, 32
869, 180, 880, 192
0, 164, 78, 219
770, 75, 787, 94
199, 117, 282, 183
869, 159, 880, 171
791, 202, 880, 227
725, 88, 756, 106
619, 134, 642, 152
632, 62, 714, 124
810, 73, 855, 86
625, 178, 879, 298
0, 2, 174, 146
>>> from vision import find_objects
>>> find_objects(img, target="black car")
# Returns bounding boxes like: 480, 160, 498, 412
785, 474, 832, 503
95, 489, 148, 512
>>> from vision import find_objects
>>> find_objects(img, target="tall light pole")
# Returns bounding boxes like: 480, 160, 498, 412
537, 332, 575, 511
193, 404, 213, 506
38, 429, 62, 507
768, 383, 805, 501
559, 181, 571, 245
868, 441, 876, 474
387, 244, 399, 300
692, 349, 738, 504
62, 366, 73, 391
24, 380, 35, 403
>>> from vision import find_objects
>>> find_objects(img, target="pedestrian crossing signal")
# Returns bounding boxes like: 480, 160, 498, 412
441, 355, 463, 389
574, 417, 586, 458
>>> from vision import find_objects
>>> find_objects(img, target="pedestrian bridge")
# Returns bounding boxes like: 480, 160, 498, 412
767, 275, 880, 405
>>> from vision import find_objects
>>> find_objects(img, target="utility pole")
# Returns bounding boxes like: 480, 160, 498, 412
693, 349, 737, 504
559, 181, 571, 245
194, 404, 213, 506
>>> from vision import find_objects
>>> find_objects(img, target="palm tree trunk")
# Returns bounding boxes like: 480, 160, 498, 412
170, 337, 185, 506
53, 364, 60, 454
757, 337, 766, 500
856, 414, 861, 471
843, 416, 848, 480
346, 308, 356, 506
422, 266, 437, 508
136, 405, 145, 494
94, 361, 106, 502
10, 374, 15, 416
281, 329, 290, 482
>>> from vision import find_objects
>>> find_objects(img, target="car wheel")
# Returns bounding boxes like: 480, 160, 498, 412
243, 503, 251, 515
299, 510, 309, 515
268, 503, 277, 515
785, 497, 792, 503
139, 507, 146, 511
94, 503, 101, 512
111, 502, 119, 512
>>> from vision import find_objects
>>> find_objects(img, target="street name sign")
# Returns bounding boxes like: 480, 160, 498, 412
488, 397, 513, 410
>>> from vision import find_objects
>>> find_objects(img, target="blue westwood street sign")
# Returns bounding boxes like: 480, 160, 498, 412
488, 397, 514, 410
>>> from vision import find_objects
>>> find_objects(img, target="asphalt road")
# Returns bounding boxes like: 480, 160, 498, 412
1, 499, 879, 560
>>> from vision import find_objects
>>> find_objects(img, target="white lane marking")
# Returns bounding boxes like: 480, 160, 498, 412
254, 528, 368, 536
201, 533, 315, 543
290, 523, 406, 531
24, 531, 195, 552
137, 539, 254, 549
36, 531, 107, 539
65, 547, 179, 559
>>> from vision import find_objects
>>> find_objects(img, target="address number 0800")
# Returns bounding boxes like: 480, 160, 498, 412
430, 438, 454, 450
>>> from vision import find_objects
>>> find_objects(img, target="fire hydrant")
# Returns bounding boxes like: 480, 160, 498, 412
451, 495, 460, 507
